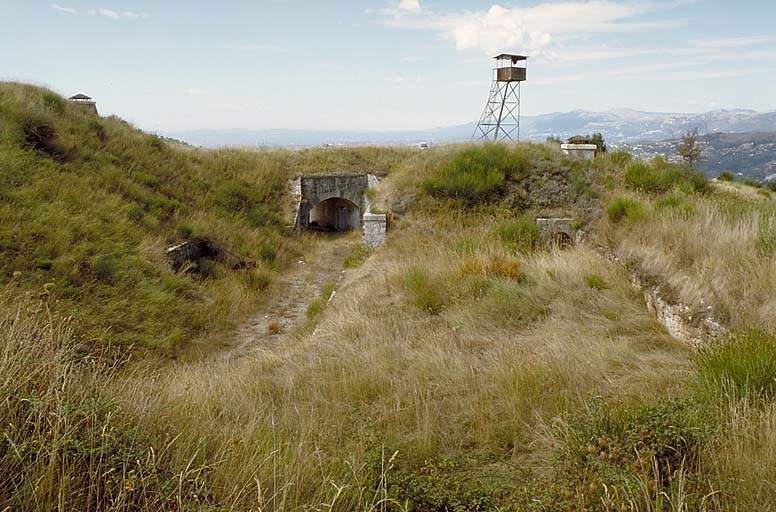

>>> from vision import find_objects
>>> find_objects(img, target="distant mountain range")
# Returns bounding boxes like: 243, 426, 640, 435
165, 108, 776, 148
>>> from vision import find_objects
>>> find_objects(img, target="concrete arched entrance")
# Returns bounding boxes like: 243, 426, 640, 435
309, 197, 361, 231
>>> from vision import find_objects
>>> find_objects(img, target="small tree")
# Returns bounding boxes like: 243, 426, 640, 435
678, 128, 703, 171
590, 132, 607, 153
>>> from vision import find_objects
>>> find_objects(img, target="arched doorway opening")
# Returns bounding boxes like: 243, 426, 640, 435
308, 197, 361, 231
553, 232, 574, 248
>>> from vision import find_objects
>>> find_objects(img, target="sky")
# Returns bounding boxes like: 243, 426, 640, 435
2, 0, 776, 132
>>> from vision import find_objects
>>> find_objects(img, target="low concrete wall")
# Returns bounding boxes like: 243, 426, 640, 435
599, 247, 727, 347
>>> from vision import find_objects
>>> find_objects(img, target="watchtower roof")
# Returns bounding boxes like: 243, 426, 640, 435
493, 54, 528, 64
69, 93, 93, 100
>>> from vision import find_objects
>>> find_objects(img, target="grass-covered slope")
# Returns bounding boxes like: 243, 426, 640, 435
5, 100, 776, 511
0, 83, 301, 355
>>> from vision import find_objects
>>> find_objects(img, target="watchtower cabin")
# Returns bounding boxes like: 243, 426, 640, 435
68, 93, 98, 114
495, 54, 527, 82
473, 54, 528, 142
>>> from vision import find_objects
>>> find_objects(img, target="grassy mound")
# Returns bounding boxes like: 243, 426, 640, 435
0, 83, 300, 355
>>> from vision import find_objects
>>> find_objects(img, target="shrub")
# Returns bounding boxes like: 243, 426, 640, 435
423, 144, 513, 203
606, 197, 645, 223
609, 150, 632, 166
718, 170, 734, 182
766, 180, 776, 192
695, 330, 776, 398
15, 110, 63, 157
742, 178, 762, 189
623, 160, 682, 194
623, 158, 709, 196
551, 400, 707, 510
403, 267, 445, 314
654, 192, 695, 215
496, 216, 540, 252
584, 274, 609, 290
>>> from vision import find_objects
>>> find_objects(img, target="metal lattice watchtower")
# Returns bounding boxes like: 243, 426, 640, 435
473, 54, 527, 142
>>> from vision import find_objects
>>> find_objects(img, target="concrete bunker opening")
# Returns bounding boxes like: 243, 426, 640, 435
309, 197, 361, 232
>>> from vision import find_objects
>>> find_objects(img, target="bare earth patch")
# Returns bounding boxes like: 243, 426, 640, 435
223, 231, 358, 359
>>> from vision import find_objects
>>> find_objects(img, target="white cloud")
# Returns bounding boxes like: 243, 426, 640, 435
50, 4, 76, 15
87, 8, 141, 20
398, 0, 421, 12
376, 1, 684, 56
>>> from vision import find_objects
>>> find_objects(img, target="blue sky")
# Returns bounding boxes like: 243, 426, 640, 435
2, 1, 775, 132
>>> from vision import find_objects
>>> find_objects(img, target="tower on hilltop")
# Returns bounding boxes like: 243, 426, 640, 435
473, 54, 527, 142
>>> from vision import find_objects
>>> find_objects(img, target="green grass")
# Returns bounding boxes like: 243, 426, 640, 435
0, 83, 308, 355
623, 157, 709, 195
343, 243, 371, 269
496, 215, 541, 252
606, 196, 646, 223
7, 82, 776, 510
696, 330, 776, 398
422, 143, 531, 204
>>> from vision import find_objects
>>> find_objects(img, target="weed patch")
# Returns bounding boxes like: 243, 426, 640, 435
696, 330, 776, 398
606, 197, 646, 223
496, 216, 540, 252
403, 266, 446, 314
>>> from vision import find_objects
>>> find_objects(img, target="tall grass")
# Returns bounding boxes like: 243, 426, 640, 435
0, 83, 424, 356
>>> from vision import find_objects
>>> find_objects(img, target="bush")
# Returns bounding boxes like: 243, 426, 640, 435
623, 160, 682, 194
766, 180, 776, 192
496, 216, 540, 252
584, 274, 609, 290
550, 400, 707, 510
423, 144, 522, 204
654, 192, 695, 215
606, 197, 645, 223
609, 150, 632, 166
15, 110, 63, 157
403, 267, 445, 314
623, 158, 708, 195
718, 170, 734, 182
742, 178, 762, 189
695, 330, 776, 398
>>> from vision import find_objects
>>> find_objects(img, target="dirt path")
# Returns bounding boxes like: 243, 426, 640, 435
223, 232, 357, 360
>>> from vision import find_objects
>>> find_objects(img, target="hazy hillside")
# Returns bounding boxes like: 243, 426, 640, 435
167, 108, 776, 147
620, 131, 776, 180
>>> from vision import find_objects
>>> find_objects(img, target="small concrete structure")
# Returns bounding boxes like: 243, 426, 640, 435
561, 143, 597, 160
295, 174, 369, 231
293, 173, 387, 246
536, 217, 576, 247
68, 93, 98, 114
363, 213, 387, 247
